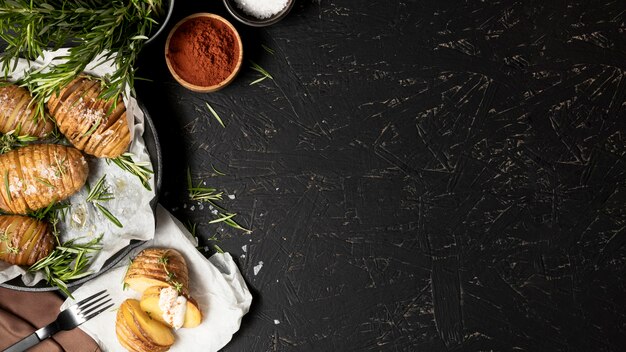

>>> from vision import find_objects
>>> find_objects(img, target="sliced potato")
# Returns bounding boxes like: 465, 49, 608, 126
0, 215, 54, 266
124, 248, 190, 295
140, 286, 202, 328
47, 76, 130, 158
116, 299, 174, 352
0, 84, 54, 137
0, 144, 88, 214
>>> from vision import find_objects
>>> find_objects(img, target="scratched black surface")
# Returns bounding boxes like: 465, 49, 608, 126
134, 0, 626, 351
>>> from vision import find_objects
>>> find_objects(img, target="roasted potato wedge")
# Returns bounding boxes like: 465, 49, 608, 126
47, 76, 131, 158
0, 84, 54, 137
140, 286, 203, 328
124, 248, 190, 295
116, 299, 174, 352
0, 144, 88, 214
0, 215, 54, 266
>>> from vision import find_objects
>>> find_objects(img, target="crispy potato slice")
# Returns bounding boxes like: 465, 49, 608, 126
116, 299, 174, 352
0, 144, 88, 214
47, 76, 130, 158
0, 84, 54, 137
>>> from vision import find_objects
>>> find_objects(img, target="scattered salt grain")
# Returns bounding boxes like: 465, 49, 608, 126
242, 245, 247, 252
253, 261, 264, 275
274, 319, 280, 325
228, 194, 236, 200
233, 0, 288, 19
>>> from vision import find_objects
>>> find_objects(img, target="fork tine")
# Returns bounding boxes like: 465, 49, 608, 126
77, 293, 110, 312
82, 303, 114, 322
80, 298, 113, 317
75, 289, 107, 308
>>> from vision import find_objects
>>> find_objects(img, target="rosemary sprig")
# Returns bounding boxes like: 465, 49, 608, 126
210, 212, 251, 233
29, 200, 70, 222
53, 152, 67, 178
0, 0, 165, 118
108, 153, 153, 191
211, 164, 226, 176
157, 252, 183, 294
86, 175, 122, 228
187, 169, 251, 233
29, 200, 69, 243
86, 175, 114, 202
3, 170, 11, 202
205, 102, 225, 128
187, 168, 223, 203
28, 235, 103, 298
261, 44, 275, 55
0, 130, 37, 154
35, 177, 55, 188
94, 203, 123, 228
249, 61, 273, 85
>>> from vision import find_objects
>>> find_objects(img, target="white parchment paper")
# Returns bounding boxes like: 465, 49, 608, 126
61, 205, 253, 351
0, 49, 156, 285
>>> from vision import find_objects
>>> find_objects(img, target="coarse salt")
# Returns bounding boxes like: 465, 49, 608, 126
233, 0, 288, 19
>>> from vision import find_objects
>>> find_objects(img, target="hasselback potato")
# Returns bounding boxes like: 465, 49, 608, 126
0, 215, 54, 266
47, 76, 131, 158
124, 248, 190, 295
0, 84, 54, 137
0, 144, 88, 214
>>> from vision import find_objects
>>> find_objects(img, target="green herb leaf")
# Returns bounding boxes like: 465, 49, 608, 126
4, 171, 11, 202
249, 61, 273, 85
261, 44, 275, 55
109, 153, 153, 191
211, 164, 226, 176
86, 175, 114, 202
0, 1, 166, 119
94, 203, 123, 228
187, 169, 251, 233
28, 235, 103, 298
205, 102, 225, 128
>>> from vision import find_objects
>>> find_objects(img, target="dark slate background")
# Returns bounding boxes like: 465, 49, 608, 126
135, 0, 626, 351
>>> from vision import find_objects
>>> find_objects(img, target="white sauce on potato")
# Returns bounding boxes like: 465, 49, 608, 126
158, 287, 187, 329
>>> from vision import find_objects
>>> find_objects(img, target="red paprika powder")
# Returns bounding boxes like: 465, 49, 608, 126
167, 17, 240, 87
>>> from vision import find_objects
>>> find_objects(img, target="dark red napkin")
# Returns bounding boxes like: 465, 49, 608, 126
0, 288, 101, 352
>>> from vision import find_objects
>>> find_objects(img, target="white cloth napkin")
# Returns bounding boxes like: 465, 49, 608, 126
61, 205, 253, 351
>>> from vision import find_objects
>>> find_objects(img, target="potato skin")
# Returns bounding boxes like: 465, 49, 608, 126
0, 144, 88, 214
47, 76, 130, 158
124, 248, 190, 295
0, 215, 54, 266
116, 299, 173, 352
0, 84, 54, 137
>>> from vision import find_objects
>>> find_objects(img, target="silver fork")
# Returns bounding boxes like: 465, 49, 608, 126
3, 289, 112, 352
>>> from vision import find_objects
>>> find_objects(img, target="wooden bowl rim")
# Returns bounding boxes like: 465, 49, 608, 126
165, 13, 243, 93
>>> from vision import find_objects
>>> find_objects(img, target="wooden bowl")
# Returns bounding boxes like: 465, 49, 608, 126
165, 13, 243, 93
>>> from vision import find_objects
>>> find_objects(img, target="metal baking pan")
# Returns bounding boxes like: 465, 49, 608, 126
0, 100, 163, 293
